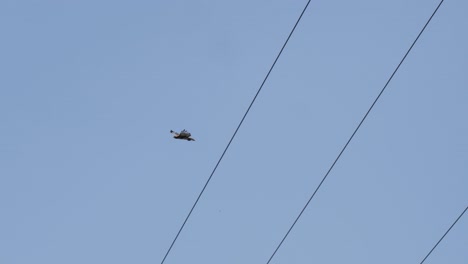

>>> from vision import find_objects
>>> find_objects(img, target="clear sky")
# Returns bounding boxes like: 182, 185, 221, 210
1, 0, 467, 263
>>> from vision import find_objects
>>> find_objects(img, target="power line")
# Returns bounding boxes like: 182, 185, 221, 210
265, 1, 445, 263
420, 205, 468, 264
159, 1, 313, 263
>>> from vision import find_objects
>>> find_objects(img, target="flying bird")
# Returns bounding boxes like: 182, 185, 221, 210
170, 129, 195, 141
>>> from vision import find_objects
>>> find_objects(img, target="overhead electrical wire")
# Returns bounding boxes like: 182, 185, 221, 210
264, 1, 446, 263
419, 205, 468, 264
159, 1, 313, 263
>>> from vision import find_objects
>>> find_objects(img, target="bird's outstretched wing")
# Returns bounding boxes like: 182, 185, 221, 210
179, 129, 191, 137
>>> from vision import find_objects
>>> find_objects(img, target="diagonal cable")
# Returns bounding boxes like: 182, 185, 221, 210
160, 1, 313, 263
420, 205, 468, 264
265, 1, 445, 263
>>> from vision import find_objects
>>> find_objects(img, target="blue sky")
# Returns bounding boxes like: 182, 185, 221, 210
1, 0, 467, 263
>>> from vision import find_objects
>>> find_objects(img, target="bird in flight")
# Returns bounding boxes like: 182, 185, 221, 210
170, 129, 195, 141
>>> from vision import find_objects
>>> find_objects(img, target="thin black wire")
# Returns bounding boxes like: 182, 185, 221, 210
159, 1, 313, 263
420, 205, 468, 264
265, 1, 445, 263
